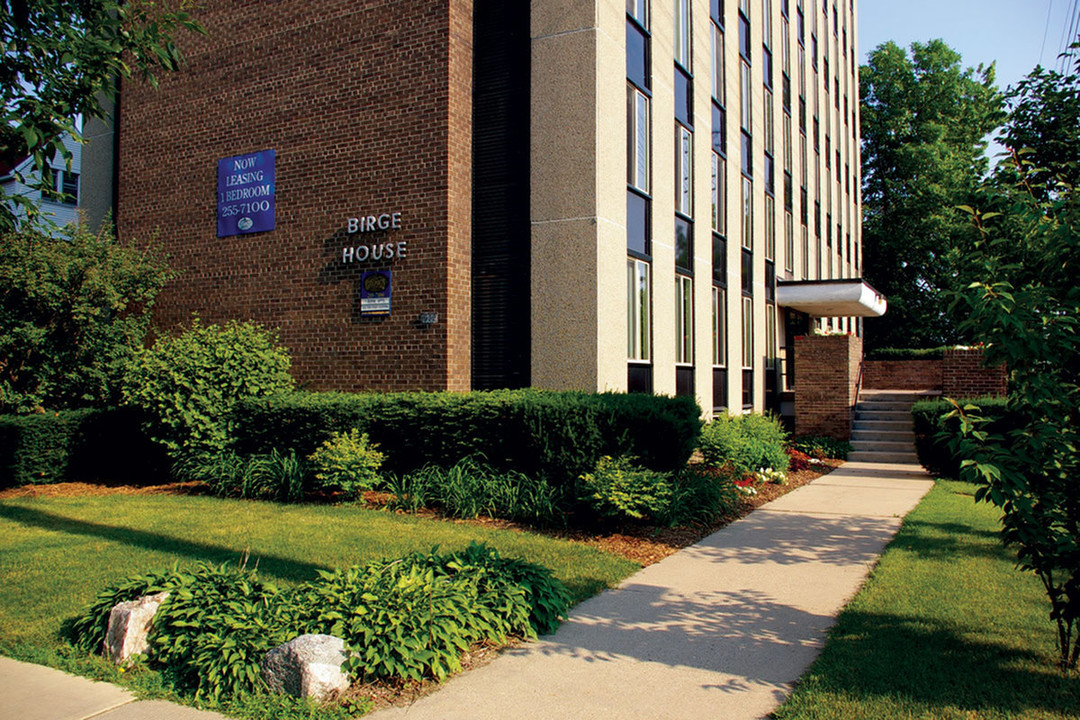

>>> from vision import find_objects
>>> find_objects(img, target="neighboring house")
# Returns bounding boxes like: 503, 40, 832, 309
0, 133, 82, 228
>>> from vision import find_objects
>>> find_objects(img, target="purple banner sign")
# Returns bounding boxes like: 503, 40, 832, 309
360, 270, 392, 316
217, 149, 275, 237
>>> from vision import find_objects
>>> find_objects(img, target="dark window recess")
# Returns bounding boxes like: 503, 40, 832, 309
741, 131, 752, 176
742, 369, 754, 408
741, 247, 753, 296
472, 0, 532, 390
60, 172, 78, 204
739, 14, 751, 58
784, 172, 793, 211
785, 310, 809, 386
765, 362, 779, 413
764, 154, 775, 196
712, 103, 727, 155
799, 97, 806, 132
628, 189, 651, 256
782, 74, 792, 111
763, 48, 773, 89
713, 234, 727, 284
675, 67, 693, 127
675, 216, 693, 272
711, 0, 724, 25
628, 363, 654, 394
765, 261, 776, 302
627, 20, 650, 90
676, 366, 695, 397
815, 201, 821, 235
800, 187, 808, 224
713, 367, 729, 410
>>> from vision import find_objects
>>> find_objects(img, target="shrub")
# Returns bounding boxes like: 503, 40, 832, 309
123, 318, 295, 460
0, 406, 165, 488
579, 455, 674, 522
390, 456, 564, 525
70, 545, 570, 698
308, 429, 384, 499
233, 389, 702, 489
699, 413, 790, 475
173, 449, 305, 502
864, 346, 950, 361
789, 434, 853, 460
785, 447, 814, 472
661, 464, 741, 526
911, 396, 1013, 477
0, 223, 173, 413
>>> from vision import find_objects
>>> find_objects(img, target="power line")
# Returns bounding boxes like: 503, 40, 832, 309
1040, 0, 1055, 66
1059, 0, 1080, 72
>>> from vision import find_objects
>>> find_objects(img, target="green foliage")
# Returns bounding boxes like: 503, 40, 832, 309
0, 406, 165, 488
123, 318, 295, 460
860, 40, 1005, 350
233, 389, 702, 488
864, 346, 950, 360
947, 129, 1080, 669
579, 455, 674, 522
660, 465, 741, 527
1, 1, 204, 229
389, 456, 564, 526
789, 434, 853, 461
0, 223, 173, 413
910, 397, 1012, 477
308, 429, 384, 499
700, 413, 790, 475
174, 449, 305, 502
70, 545, 570, 700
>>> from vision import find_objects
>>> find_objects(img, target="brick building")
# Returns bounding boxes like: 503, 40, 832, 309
111, 0, 884, 418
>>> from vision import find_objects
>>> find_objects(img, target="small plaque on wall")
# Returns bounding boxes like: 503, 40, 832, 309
360, 270, 392, 316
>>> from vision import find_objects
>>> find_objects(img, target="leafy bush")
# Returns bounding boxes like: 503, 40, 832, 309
389, 456, 564, 525
233, 389, 702, 489
0, 223, 173, 413
699, 413, 790, 475
70, 545, 570, 698
911, 396, 1013, 477
0, 406, 165, 488
789, 434, 853, 460
661, 465, 741, 526
579, 455, 674, 522
123, 318, 295, 460
308, 429, 384, 499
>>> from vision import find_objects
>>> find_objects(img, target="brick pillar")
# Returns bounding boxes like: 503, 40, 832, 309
794, 334, 863, 440
942, 348, 1007, 398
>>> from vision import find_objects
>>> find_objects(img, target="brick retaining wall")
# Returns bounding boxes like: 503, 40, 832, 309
943, 349, 1007, 397
863, 359, 942, 390
794, 334, 862, 440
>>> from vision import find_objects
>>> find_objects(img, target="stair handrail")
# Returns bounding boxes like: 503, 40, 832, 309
851, 358, 865, 432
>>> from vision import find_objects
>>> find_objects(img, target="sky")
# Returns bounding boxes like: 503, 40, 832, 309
858, 0, 1080, 93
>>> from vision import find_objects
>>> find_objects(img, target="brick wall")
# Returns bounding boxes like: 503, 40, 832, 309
943, 348, 1007, 398
794, 334, 863, 440
117, 0, 474, 392
863, 359, 942, 390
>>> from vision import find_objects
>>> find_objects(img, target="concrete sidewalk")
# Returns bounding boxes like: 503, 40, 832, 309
0, 460, 933, 720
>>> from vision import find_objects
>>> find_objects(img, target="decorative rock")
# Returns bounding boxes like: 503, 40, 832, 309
103, 592, 170, 664
262, 634, 351, 702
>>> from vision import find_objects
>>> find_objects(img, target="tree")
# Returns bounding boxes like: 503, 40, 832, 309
860, 40, 1004, 350
948, 57, 1080, 668
0, 0, 202, 228
0, 221, 174, 412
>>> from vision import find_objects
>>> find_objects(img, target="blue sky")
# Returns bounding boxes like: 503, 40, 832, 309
858, 0, 1079, 92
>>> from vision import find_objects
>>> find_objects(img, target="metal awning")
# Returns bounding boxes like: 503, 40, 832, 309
776, 278, 887, 317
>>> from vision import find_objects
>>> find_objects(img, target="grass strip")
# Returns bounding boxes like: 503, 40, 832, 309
773, 480, 1079, 720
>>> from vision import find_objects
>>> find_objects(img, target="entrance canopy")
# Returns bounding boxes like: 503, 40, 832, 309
777, 279, 887, 317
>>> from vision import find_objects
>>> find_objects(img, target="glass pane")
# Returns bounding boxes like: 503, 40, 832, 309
678, 127, 693, 215
675, 216, 693, 271
712, 103, 726, 155
675, 67, 692, 126
627, 0, 648, 27
741, 177, 753, 249
712, 24, 725, 103
627, 190, 650, 256
626, 21, 649, 90
713, 233, 727, 283
638, 261, 651, 360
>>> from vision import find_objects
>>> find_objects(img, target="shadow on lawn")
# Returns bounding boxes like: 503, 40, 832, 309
0, 503, 331, 582
794, 608, 1080, 717
888, 518, 1011, 562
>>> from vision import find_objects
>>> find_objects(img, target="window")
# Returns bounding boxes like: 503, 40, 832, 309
740, 61, 752, 129
713, 234, 727, 283
626, 20, 650, 90
676, 275, 694, 364
627, 87, 650, 193
712, 286, 727, 367
741, 296, 754, 407
627, 258, 651, 360
761, 0, 772, 46
58, 170, 79, 205
741, 130, 752, 176
676, 125, 693, 216
675, 67, 693, 126
711, 152, 726, 234
675, 216, 693, 271
765, 303, 777, 369
784, 210, 793, 271
739, 10, 751, 59
628, 189, 651, 256
627, 0, 648, 26
675, 0, 691, 69
711, 0, 724, 25
801, 223, 809, 279
764, 193, 775, 259
741, 177, 753, 249
712, 23, 726, 102
741, 246, 753, 295
763, 89, 775, 154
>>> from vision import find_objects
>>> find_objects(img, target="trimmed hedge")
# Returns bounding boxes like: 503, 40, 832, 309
0, 407, 166, 488
866, 346, 950, 361
911, 396, 1015, 478
233, 389, 702, 487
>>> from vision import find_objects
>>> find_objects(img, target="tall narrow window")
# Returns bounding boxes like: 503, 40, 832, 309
711, 152, 726, 234
674, 0, 691, 68
741, 177, 753, 249
676, 125, 693, 216
712, 24, 726, 101
627, 0, 648, 25
712, 286, 727, 367
628, 87, 650, 193
676, 275, 694, 364
627, 258, 652, 360
675, 217, 693, 271
764, 194, 776, 260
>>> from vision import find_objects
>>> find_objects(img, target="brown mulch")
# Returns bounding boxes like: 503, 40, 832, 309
0, 479, 205, 500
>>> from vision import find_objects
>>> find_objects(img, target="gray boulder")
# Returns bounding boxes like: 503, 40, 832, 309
262, 634, 352, 702
103, 592, 170, 664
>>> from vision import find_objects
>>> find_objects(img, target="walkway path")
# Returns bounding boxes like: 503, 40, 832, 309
0, 460, 933, 720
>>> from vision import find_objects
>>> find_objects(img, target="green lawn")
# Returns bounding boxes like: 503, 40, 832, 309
773, 480, 1079, 720
0, 494, 639, 662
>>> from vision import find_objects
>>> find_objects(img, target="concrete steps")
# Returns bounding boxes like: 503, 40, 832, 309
849, 390, 937, 464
